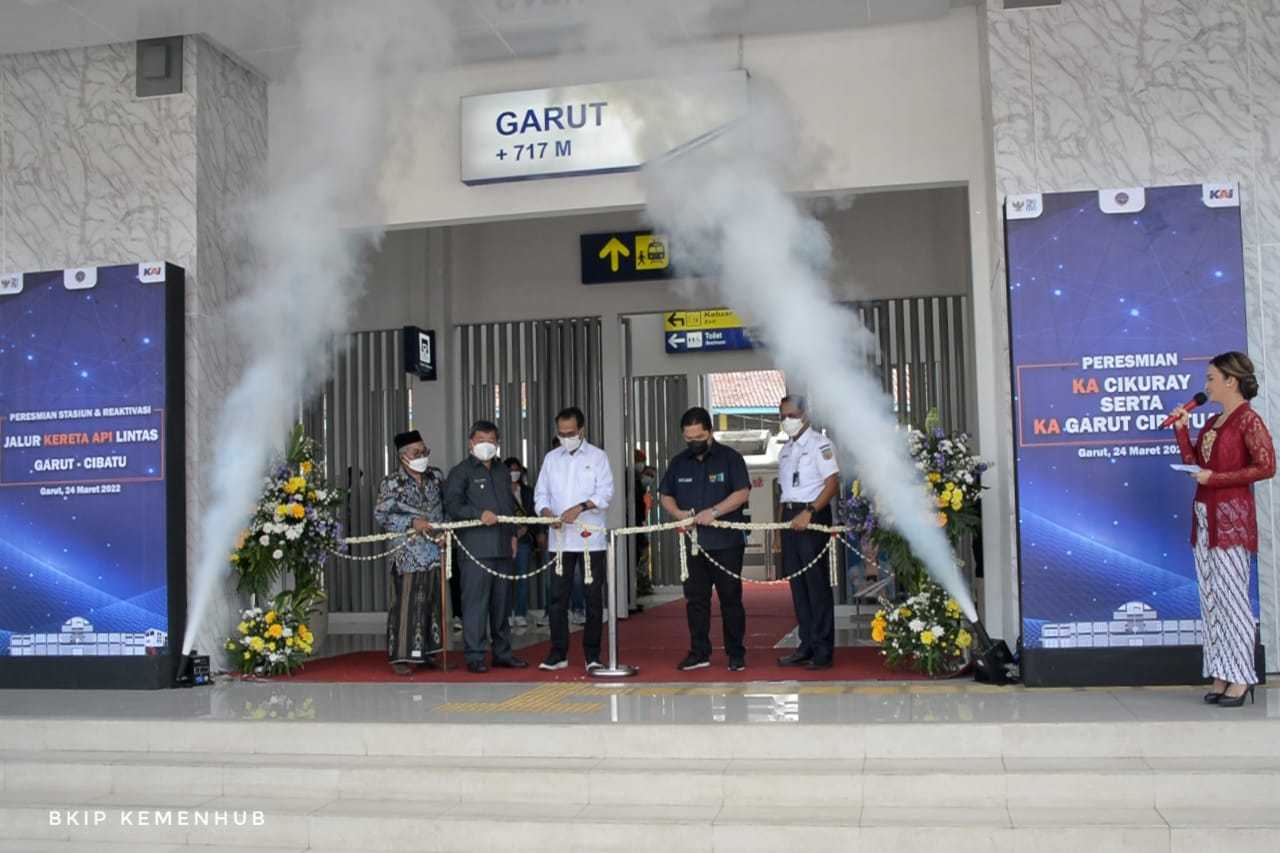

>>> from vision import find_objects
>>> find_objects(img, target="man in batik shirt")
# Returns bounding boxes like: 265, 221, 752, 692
374, 430, 445, 675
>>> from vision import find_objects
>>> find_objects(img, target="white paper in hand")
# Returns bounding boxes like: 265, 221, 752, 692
1170, 464, 1202, 474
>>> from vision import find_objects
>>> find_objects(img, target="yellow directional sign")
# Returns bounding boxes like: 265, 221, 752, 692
598, 236, 630, 272
581, 230, 676, 284
664, 308, 745, 332
635, 234, 669, 271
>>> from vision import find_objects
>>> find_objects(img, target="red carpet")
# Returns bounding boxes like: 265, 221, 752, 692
272, 585, 926, 683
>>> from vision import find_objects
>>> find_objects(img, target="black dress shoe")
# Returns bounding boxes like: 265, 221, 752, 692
1218, 685, 1255, 708
805, 658, 833, 671
777, 651, 812, 667
492, 657, 528, 669
466, 661, 489, 674
391, 663, 413, 677
1203, 691, 1224, 704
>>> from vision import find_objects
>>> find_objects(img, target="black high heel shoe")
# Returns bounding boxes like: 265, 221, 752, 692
1203, 691, 1225, 704
1217, 685, 1255, 708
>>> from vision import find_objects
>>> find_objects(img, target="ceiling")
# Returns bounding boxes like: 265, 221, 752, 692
0, 0, 975, 80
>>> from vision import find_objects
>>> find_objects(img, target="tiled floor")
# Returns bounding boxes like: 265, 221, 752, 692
0, 679, 1277, 725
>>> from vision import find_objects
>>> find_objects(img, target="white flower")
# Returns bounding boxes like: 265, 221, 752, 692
283, 628, 293, 637
908, 619, 925, 633
258, 535, 270, 546
272, 549, 283, 560
932, 625, 945, 638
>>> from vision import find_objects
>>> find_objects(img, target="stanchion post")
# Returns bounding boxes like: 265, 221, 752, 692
590, 532, 637, 678
438, 534, 449, 672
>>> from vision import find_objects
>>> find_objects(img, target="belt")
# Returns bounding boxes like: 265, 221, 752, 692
781, 501, 826, 510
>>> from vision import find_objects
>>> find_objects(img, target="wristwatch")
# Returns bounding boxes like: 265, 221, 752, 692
710, 507, 721, 518
805, 502, 818, 514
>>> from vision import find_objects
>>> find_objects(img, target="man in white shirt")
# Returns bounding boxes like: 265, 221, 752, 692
535, 406, 615, 671
775, 395, 841, 670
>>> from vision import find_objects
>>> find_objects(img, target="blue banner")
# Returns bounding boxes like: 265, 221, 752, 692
0, 263, 174, 657
665, 327, 754, 354
1005, 184, 1253, 650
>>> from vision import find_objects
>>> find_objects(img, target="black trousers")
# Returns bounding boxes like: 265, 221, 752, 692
782, 504, 835, 661
460, 555, 514, 664
683, 544, 746, 659
548, 550, 606, 662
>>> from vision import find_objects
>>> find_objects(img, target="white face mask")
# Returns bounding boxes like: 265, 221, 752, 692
781, 417, 805, 438
559, 433, 583, 452
406, 456, 430, 473
509, 470, 522, 483
472, 441, 498, 462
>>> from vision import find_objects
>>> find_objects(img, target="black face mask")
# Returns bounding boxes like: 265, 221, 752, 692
687, 439, 710, 456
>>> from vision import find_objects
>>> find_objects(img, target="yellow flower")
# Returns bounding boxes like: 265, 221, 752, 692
307, 492, 316, 502
290, 503, 306, 519
871, 624, 886, 643
267, 642, 276, 651
237, 621, 249, 635
265, 611, 277, 624
956, 629, 973, 649
945, 599, 961, 616
275, 504, 287, 518
268, 623, 284, 638
300, 460, 313, 475
249, 637, 265, 652
229, 554, 239, 563
225, 641, 236, 651
286, 637, 295, 647
298, 623, 309, 636
920, 630, 936, 646
951, 495, 963, 511
927, 472, 941, 483
945, 482, 956, 492
936, 512, 948, 527
936, 494, 949, 508
244, 651, 251, 660
283, 476, 307, 495
898, 607, 911, 618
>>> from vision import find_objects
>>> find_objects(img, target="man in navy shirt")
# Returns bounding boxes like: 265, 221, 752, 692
659, 407, 752, 671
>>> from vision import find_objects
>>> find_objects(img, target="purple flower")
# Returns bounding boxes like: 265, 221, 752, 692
933, 428, 944, 439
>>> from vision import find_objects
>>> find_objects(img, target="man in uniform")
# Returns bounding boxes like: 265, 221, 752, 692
659, 406, 752, 672
775, 395, 841, 670
534, 406, 614, 672
373, 430, 445, 675
443, 420, 529, 673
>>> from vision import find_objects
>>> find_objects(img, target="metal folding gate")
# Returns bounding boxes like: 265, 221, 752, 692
301, 328, 411, 655
457, 316, 605, 470
623, 373, 690, 586
850, 295, 970, 433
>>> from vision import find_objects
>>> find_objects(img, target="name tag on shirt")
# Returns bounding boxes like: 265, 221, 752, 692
677, 477, 694, 483
708, 473, 725, 483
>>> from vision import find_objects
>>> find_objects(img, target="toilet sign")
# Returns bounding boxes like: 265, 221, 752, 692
580, 230, 675, 284
663, 309, 754, 353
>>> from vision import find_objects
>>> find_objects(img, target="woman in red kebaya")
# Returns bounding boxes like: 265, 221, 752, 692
1172, 352, 1275, 707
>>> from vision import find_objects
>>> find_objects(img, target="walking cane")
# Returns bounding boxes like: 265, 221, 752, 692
590, 531, 637, 678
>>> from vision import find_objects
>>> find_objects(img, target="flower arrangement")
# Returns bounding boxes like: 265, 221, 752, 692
872, 409, 987, 593
227, 424, 344, 605
225, 597, 316, 676
906, 409, 987, 544
871, 580, 973, 676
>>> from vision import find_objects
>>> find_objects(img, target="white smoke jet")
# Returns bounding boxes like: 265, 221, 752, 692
182, 2, 454, 655
642, 93, 978, 621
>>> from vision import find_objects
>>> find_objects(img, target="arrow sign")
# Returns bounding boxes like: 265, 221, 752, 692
667, 333, 685, 349
581, 231, 676, 285
666, 311, 684, 327
598, 237, 630, 272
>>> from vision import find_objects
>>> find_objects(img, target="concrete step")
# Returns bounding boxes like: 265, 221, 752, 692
4, 750, 1280, 811
2, 793, 1279, 852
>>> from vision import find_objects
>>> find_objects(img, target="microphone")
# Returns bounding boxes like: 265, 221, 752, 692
1159, 392, 1208, 428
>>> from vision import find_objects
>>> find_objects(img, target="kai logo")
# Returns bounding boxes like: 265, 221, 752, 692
0, 273, 21, 296
138, 263, 165, 283
1209, 187, 1234, 200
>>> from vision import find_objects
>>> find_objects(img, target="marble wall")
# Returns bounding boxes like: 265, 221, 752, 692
0, 36, 267, 663
985, 0, 1280, 665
